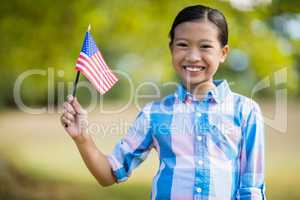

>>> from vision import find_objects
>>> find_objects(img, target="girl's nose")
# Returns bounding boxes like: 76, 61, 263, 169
186, 49, 202, 62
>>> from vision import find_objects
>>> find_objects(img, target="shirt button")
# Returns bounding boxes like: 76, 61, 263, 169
198, 160, 203, 165
196, 112, 202, 117
196, 136, 202, 141
196, 187, 202, 193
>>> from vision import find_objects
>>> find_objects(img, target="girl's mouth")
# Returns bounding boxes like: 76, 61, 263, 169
183, 65, 206, 72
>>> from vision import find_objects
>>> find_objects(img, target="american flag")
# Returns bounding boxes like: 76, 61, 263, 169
75, 30, 118, 94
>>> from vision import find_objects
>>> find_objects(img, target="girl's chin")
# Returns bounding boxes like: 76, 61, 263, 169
182, 77, 213, 87
183, 76, 207, 84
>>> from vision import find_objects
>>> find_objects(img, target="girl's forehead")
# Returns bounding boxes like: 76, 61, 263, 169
174, 20, 219, 41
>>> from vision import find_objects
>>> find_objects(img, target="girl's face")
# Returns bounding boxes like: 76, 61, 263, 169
170, 20, 229, 90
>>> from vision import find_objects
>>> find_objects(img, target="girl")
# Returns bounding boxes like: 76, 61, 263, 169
61, 4, 265, 200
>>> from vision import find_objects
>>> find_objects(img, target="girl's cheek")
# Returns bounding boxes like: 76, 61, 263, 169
173, 51, 186, 62
171, 49, 179, 59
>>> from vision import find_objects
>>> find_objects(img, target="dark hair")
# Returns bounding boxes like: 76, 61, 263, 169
169, 5, 228, 47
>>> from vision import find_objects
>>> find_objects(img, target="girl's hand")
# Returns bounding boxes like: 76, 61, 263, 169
60, 95, 88, 142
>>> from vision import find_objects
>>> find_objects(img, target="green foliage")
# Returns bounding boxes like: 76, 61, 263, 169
0, 0, 299, 108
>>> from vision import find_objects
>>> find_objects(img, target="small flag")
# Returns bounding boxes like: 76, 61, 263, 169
75, 28, 118, 94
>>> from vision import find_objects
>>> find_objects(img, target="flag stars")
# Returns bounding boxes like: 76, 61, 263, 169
81, 32, 100, 56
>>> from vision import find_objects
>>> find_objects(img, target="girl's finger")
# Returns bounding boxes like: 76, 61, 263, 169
60, 115, 65, 126
63, 117, 72, 125
61, 116, 70, 126
63, 102, 76, 115
67, 95, 74, 103
64, 112, 75, 122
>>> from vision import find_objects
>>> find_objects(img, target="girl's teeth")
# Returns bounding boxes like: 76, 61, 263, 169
186, 67, 200, 72
185, 66, 205, 72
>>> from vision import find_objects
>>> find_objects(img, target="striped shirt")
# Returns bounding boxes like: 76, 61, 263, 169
107, 80, 266, 200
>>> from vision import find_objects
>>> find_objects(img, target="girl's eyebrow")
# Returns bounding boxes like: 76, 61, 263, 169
173, 38, 188, 41
199, 39, 214, 43
174, 38, 214, 43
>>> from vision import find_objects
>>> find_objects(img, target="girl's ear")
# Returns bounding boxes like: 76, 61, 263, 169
220, 45, 229, 63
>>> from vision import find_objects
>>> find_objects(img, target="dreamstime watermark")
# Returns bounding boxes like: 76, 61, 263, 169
13, 67, 288, 133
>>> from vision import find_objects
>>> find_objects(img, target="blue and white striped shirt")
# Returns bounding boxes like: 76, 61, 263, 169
107, 80, 265, 200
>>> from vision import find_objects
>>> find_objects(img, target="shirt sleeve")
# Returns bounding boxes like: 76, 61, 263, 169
106, 104, 153, 183
237, 101, 266, 200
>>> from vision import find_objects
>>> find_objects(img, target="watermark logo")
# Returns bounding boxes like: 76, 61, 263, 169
13, 67, 288, 134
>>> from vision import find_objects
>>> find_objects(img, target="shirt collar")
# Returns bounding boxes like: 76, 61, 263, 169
175, 80, 231, 104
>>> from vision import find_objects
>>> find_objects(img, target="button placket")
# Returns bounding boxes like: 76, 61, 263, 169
194, 100, 211, 198
194, 103, 206, 199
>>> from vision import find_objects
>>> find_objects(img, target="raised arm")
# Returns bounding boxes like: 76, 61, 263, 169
60, 95, 115, 186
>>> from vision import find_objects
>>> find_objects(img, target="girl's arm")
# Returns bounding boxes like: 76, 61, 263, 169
237, 102, 265, 199
74, 134, 116, 186
61, 95, 115, 186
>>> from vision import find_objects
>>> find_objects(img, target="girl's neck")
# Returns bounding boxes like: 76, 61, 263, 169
185, 80, 215, 100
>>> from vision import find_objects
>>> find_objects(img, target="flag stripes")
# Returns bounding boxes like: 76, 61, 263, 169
74, 31, 118, 95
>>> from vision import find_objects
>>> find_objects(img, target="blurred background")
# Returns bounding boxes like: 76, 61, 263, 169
0, 0, 299, 199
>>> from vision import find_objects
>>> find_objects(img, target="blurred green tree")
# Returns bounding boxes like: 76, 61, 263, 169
0, 0, 299, 108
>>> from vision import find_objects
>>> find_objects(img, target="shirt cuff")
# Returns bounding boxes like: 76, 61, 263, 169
107, 155, 129, 183
237, 186, 266, 200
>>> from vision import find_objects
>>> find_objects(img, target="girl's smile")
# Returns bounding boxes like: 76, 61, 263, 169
183, 64, 206, 72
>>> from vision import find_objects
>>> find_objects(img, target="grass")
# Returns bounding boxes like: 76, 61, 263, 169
0, 99, 300, 199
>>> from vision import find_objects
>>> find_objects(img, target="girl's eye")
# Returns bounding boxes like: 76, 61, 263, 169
200, 45, 212, 49
176, 42, 188, 47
